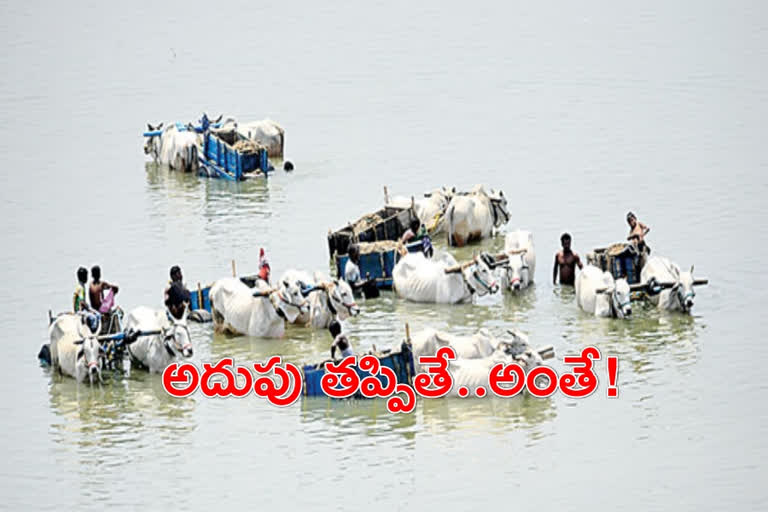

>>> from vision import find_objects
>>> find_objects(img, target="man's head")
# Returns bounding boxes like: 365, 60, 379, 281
560, 233, 572, 250
91, 265, 101, 282
77, 267, 88, 284
410, 219, 420, 233
170, 265, 182, 282
626, 211, 637, 228
329, 320, 342, 339
348, 244, 360, 263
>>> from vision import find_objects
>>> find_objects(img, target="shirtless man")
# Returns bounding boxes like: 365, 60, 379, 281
89, 265, 119, 311
626, 212, 650, 251
553, 233, 583, 286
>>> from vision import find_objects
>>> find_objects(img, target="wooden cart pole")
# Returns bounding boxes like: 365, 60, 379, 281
231, 259, 236, 277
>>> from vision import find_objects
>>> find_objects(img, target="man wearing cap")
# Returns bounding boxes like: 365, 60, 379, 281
257, 248, 271, 284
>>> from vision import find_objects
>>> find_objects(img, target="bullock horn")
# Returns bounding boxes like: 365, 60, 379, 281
693, 279, 709, 286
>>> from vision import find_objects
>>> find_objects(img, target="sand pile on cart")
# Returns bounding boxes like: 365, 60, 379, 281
358, 241, 400, 254
232, 140, 265, 154
352, 214, 383, 233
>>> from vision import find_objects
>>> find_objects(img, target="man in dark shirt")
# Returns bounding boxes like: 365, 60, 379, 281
164, 265, 190, 319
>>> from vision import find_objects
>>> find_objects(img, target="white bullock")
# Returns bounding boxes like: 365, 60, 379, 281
307, 272, 360, 328
576, 265, 633, 318
389, 186, 456, 233
210, 277, 309, 338
392, 251, 499, 304
409, 327, 497, 361
407, 328, 551, 397
49, 314, 105, 385
123, 306, 193, 373
144, 123, 200, 173
640, 256, 705, 313
446, 185, 509, 246
237, 119, 285, 158
277, 270, 360, 328
498, 230, 536, 292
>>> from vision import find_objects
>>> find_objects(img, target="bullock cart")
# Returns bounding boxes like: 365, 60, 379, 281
41, 311, 164, 371
197, 126, 272, 181
585, 243, 709, 299
334, 240, 424, 290
586, 242, 645, 285
302, 340, 416, 398
328, 205, 421, 289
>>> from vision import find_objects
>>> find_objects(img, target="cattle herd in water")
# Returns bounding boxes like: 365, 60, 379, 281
41, 117, 708, 387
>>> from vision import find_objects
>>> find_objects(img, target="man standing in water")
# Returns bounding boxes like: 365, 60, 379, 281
89, 265, 119, 311
553, 233, 583, 286
329, 320, 354, 360
164, 265, 190, 319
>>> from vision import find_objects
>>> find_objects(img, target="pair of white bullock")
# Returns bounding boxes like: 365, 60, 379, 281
576, 255, 705, 318
49, 306, 194, 381
209, 272, 358, 338
405, 327, 553, 396
392, 229, 536, 304
390, 185, 510, 247
144, 118, 285, 172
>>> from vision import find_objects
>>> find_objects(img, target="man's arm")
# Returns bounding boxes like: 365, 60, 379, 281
553, 254, 559, 284
105, 281, 119, 294
575, 254, 583, 270
641, 222, 650, 235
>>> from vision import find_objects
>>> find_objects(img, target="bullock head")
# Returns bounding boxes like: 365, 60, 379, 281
276, 278, 310, 323
326, 279, 360, 320
463, 252, 500, 296
502, 250, 530, 292
76, 315, 105, 385
598, 278, 632, 318
488, 189, 510, 227
424, 186, 456, 210
672, 265, 696, 313
144, 122, 164, 160
163, 307, 193, 358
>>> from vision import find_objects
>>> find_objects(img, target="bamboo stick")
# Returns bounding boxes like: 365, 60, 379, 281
444, 259, 477, 274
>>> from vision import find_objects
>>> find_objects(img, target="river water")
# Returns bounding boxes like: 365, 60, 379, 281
1, 0, 766, 510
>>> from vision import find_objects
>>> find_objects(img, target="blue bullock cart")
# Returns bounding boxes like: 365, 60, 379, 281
328, 205, 421, 289
302, 341, 415, 398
